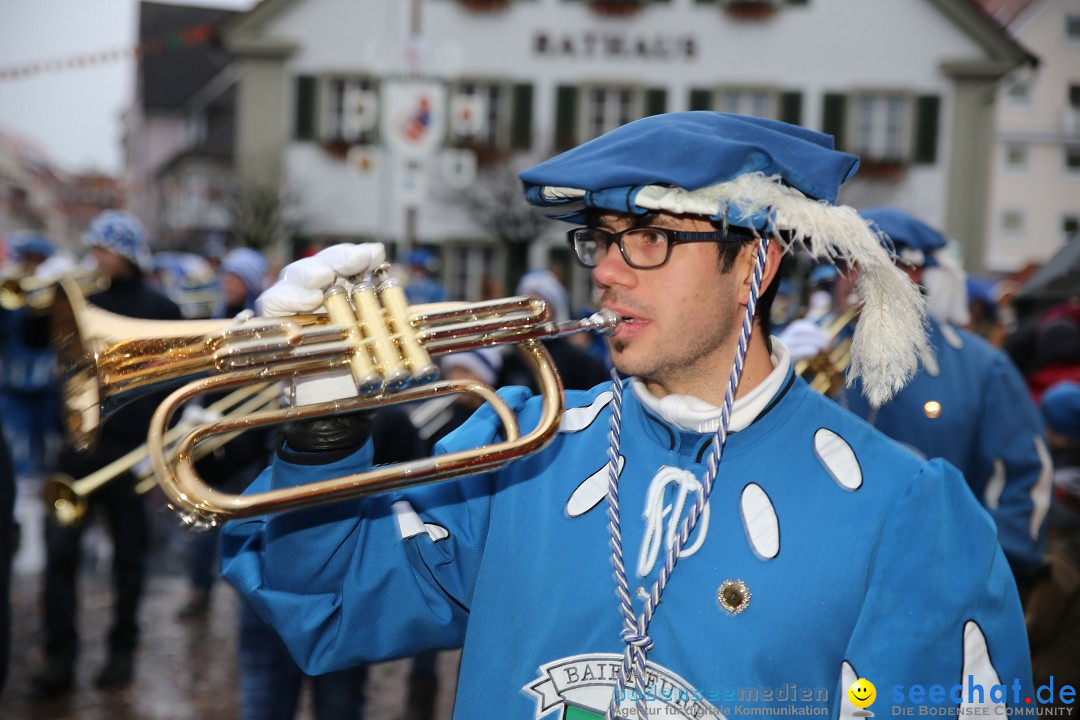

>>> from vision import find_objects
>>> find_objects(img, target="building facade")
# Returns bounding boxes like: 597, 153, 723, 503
123, 1, 239, 248
224, 0, 1031, 300
982, 0, 1080, 273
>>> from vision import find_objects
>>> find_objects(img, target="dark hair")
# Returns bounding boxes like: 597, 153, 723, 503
718, 227, 778, 352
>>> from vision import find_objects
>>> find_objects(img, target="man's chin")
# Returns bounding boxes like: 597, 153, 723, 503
609, 346, 645, 378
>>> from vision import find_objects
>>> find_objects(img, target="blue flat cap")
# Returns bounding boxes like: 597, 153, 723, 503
860, 207, 946, 268
8, 231, 55, 260
221, 247, 268, 301
1043, 381, 1080, 440
519, 111, 931, 408
520, 111, 860, 229
83, 210, 154, 272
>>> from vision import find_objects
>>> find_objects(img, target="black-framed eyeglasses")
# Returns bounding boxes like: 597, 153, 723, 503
566, 226, 756, 269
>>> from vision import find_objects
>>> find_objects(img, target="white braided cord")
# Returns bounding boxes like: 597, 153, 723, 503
605, 237, 770, 718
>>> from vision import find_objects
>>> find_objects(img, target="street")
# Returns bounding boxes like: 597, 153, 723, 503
3, 479, 459, 720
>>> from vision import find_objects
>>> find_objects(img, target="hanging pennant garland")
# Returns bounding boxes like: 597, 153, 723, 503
0, 23, 216, 83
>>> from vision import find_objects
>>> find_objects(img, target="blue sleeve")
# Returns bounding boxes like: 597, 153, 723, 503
975, 352, 1052, 575
220, 386, 534, 675
840, 460, 1034, 716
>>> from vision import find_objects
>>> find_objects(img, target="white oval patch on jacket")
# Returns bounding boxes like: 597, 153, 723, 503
566, 455, 624, 518
924, 351, 941, 378
814, 428, 862, 490
560, 392, 613, 433
960, 621, 1003, 714
839, 661, 860, 720
740, 483, 779, 559
941, 323, 964, 350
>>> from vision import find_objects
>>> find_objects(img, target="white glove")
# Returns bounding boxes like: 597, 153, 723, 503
179, 401, 224, 428
255, 243, 386, 406
33, 253, 78, 283
256, 244, 386, 316
777, 319, 831, 363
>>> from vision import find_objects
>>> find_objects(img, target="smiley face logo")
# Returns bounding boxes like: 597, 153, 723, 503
847, 678, 876, 709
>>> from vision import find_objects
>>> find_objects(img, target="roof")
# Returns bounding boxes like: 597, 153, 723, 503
927, 0, 1039, 69
138, 1, 238, 110
972, 0, 1042, 27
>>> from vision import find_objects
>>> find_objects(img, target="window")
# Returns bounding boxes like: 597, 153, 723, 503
449, 81, 534, 155
850, 92, 909, 163
449, 244, 499, 302
1001, 210, 1025, 241
1004, 143, 1028, 171
1066, 14, 1080, 43
323, 76, 378, 144
556, 85, 663, 149
1066, 146, 1080, 174
1068, 85, 1080, 135
183, 113, 207, 149
584, 86, 642, 140
1063, 215, 1079, 242
449, 81, 509, 149
717, 88, 777, 118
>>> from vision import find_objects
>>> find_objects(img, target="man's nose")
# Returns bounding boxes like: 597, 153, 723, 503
592, 242, 636, 290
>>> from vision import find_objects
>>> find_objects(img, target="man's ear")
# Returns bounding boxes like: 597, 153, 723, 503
737, 238, 783, 306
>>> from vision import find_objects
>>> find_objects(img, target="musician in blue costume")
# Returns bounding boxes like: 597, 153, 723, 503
843, 208, 1052, 583
0, 232, 62, 480
222, 113, 1033, 719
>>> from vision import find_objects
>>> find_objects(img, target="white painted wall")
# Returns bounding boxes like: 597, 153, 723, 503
124, 109, 187, 238
249, 0, 1001, 269
986, 0, 1080, 272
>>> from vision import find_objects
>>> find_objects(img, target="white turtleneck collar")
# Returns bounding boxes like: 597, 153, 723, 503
631, 338, 792, 434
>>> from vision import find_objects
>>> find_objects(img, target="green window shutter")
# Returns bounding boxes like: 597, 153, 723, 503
784, 0, 809, 5
821, 92, 847, 151
912, 94, 941, 165
555, 85, 579, 151
294, 75, 318, 141
644, 88, 667, 117
511, 83, 534, 151
689, 88, 713, 111
695, 0, 717, 4
779, 91, 802, 125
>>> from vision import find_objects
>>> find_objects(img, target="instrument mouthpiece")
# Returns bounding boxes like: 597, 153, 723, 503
554, 308, 620, 338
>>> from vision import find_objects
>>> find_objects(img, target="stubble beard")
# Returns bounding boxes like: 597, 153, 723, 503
609, 309, 738, 391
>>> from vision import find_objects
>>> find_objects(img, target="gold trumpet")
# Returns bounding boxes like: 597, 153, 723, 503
793, 307, 858, 397
52, 271, 618, 528
0, 268, 109, 313
42, 383, 280, 526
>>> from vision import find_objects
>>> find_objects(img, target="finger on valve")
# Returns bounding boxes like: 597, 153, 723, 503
314, 243, 386, 280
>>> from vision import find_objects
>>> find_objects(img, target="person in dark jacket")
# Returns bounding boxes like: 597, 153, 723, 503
0, 421, 14, 697
31, 211, 182, 696
496, 269, 608, 393
176, 247, 269, 620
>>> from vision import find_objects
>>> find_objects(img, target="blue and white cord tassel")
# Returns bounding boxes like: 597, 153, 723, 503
605, 237, 770, 719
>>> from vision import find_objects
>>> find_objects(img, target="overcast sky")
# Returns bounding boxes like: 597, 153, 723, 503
0, 0, 257, 175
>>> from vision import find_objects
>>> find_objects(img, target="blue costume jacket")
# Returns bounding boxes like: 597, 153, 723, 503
223, 368, 1033, 719
0, 307, 58, 475
843, 318, 1052, 575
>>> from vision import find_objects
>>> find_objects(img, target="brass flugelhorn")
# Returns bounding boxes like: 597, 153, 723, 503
52, 271, 618, 528
42, 383, 280, 526
0, 267, 109, 313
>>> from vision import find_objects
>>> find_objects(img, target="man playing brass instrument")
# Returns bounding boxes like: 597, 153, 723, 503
31, 211, 182, 696
222, 113, 1032, 718
842, 208, 1052, 589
